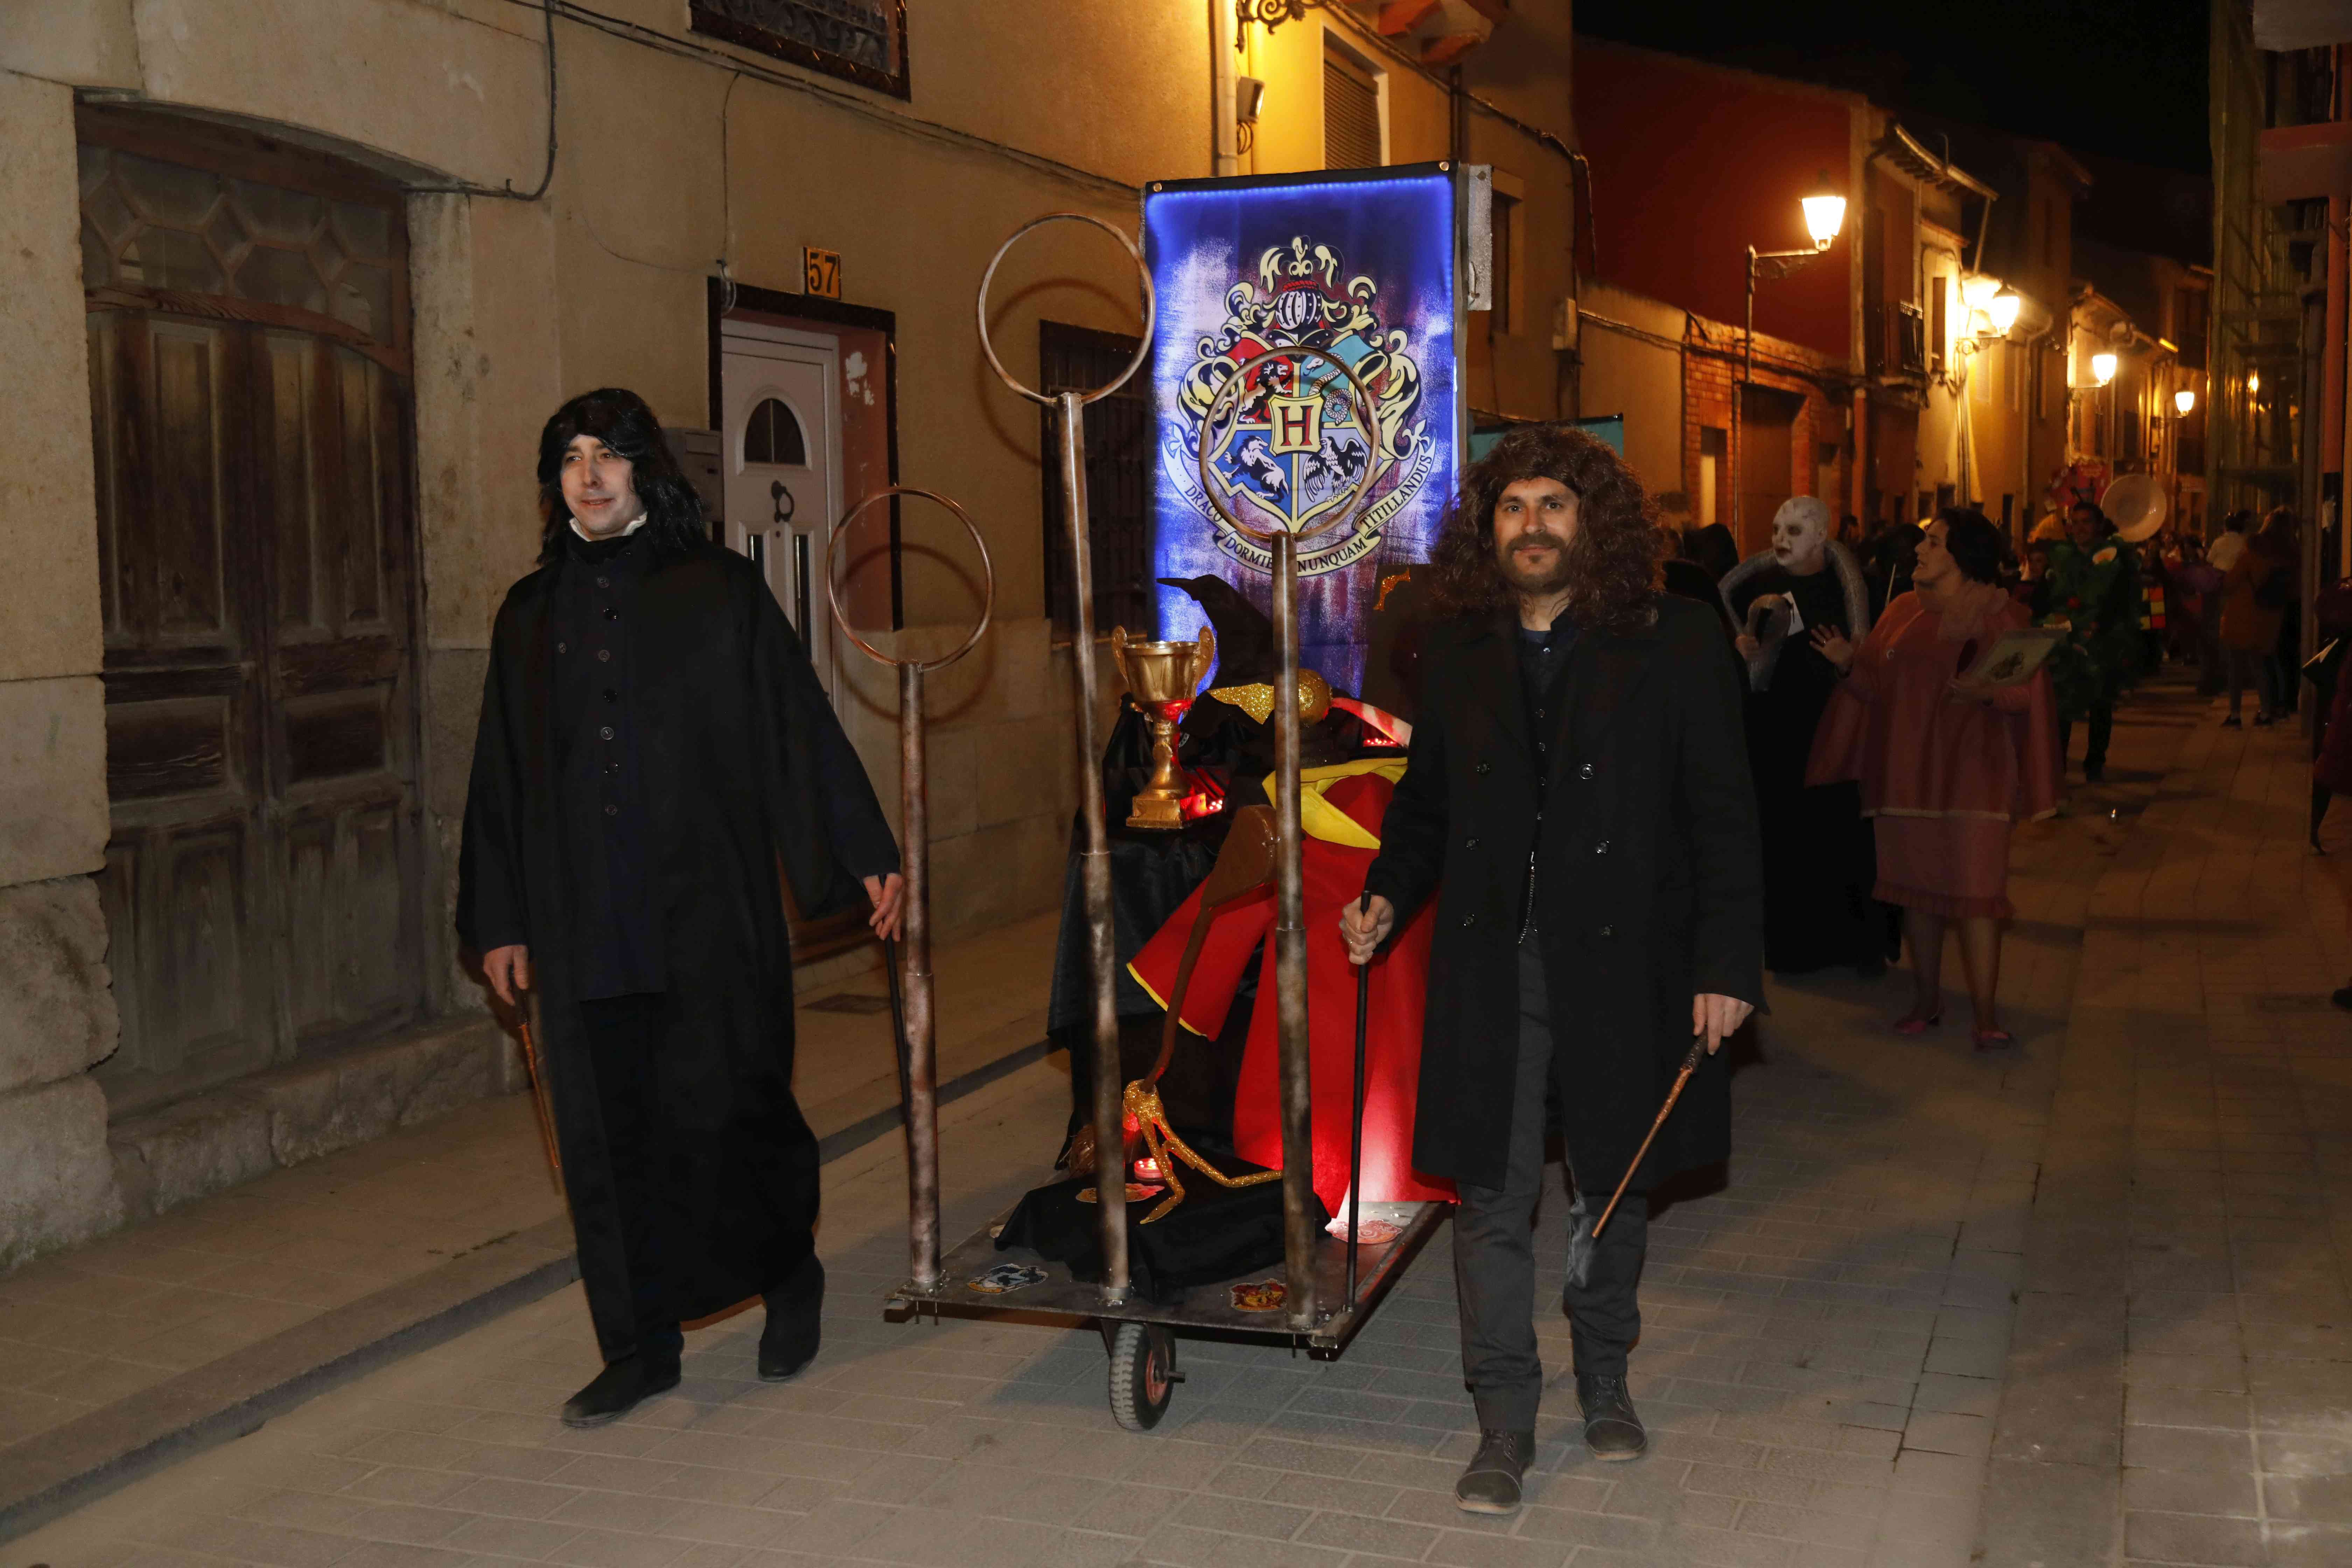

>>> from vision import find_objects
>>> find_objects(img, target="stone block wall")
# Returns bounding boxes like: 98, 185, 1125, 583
0, 68, 125, 1269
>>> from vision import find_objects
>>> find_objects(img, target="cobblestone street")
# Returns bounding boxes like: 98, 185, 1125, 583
14, 676, 2352, 1568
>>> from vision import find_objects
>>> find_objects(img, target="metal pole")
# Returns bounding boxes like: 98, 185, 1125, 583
1059, 390, 1129, 1305
1741, 245, 1756, 546
1272, 529, 1316, 1332
899, 660, 940, 1290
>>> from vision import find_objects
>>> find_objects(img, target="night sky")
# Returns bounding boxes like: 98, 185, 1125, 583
1574, 0, 2213, 176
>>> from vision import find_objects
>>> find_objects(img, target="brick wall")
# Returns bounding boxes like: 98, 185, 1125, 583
1682, 317, 1853, 555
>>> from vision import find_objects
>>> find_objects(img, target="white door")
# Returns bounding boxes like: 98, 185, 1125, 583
722, 323, 843, 694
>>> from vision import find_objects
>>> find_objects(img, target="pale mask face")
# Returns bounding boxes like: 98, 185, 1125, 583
1772, 510, 1828, 571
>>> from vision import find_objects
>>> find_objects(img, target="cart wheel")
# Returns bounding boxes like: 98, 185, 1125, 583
1107, 1322, 1174, 1432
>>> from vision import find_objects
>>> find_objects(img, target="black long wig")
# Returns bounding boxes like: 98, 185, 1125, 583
534, 388, 709, 565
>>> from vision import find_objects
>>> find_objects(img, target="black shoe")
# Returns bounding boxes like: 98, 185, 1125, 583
2084, 762, 2105, 783
2222, 715, 2242, 729
2255, 713, 2276, 727
2332, 986, 2352, 1013
1576, 1373, 1647, 1461
1454, 1428, 1535, 1514
759, 1252, 825, 1380
560, 1352, 681, 1427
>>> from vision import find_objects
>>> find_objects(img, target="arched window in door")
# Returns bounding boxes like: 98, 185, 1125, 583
743, 396, 807, 465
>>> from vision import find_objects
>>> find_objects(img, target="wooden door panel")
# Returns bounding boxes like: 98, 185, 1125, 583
260, 331, 318, 638
148, 819, 264, 1077
341, 802, 410, 1022
331, 347, 385, 629
147, 322, 233, 642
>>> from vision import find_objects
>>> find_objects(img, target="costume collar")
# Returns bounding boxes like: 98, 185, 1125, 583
569, 511, 648, 542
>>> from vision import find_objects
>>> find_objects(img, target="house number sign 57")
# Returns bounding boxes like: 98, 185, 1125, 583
803, 247, 842, 300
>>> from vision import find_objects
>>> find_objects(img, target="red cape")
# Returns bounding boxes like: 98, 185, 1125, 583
1131, 768, 1454, 1212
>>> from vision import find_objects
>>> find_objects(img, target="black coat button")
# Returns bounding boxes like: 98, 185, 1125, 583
1475, 762, 1492, 776
556, 641, 567, 654
1594, 839, 1611, 855
604, 803, 618, 817
603, 607, 618, 621
1465, 836, 1479, 849
1578, 762, 1595, 779
599, 725, 615, 741
596, 576, 610, 588
1536, 706, 1546, 720
1461, 913, 1477, 927
603, 688, 618, 703
1597, 924, 1615, 938
596, 649, 611, 663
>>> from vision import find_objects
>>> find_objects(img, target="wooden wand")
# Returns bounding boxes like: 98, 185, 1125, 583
517, 992, 565, 1198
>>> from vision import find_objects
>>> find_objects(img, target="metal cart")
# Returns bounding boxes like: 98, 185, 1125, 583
880, 213, 1450, 1430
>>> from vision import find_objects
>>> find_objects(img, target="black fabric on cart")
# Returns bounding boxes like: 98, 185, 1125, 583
995, 1141, 1327, 1304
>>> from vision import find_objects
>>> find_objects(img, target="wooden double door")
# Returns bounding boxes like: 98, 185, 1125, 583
88, 309, 425, 1106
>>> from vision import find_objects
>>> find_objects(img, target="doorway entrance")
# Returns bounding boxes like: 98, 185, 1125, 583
722, 322, 843, 694
77, 110, 425, 1109
1738, 384, 1806, 554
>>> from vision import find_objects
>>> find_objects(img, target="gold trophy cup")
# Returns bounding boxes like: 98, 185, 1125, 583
1111, 625, 1217, 830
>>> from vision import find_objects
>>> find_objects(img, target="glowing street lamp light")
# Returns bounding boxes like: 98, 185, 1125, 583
1801, 175, 1848, 252
2091, 352, 2118, 387
1989, 286, 2022, 336
2175, 387, 2197, 416
2248, 369, 2261, 395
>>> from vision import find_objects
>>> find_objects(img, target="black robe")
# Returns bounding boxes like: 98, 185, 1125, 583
1364, 597, 1763, 1195
456, 539, 896, 1361
1726, 566, 1888, 974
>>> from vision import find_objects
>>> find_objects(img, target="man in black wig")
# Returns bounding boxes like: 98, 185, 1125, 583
458, 388, 901, 1424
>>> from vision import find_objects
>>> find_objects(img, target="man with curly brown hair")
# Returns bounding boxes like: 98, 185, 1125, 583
1341, 426, 1763, 1510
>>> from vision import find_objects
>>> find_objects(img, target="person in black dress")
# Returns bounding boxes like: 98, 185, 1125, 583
1722, 497, 1887, 975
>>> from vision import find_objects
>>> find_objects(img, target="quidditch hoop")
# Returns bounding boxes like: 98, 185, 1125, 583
825, 486, 996, 673
1191, 345, 1382, 546
975, 212, 1156, 407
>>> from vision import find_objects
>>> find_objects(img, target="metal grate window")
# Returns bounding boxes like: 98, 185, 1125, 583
1039, 321, 1151, 640
1324, 49, 1382, 170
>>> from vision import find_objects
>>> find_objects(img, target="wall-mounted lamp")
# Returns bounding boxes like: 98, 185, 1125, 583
2091, 352, 2118, 387
1989, 287, 2022, 336
2175, 387, 2197, 416
1236, 75, 1265, 125
2248, 369, 2261, 395
1800, 172, 1847, 251
1237, 0, 1308, 40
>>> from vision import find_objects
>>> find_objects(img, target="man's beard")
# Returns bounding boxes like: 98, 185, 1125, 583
1496, 531, 1575, 596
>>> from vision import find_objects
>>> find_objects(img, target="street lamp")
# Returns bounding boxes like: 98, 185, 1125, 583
1738, 173, 1848, 540
1989, 286, 2022, 336
2091, 352, 2118, 386
2175, 387, 2197, 416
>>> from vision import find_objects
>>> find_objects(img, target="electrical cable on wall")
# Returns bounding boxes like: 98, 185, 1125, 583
414, 0, 558, 200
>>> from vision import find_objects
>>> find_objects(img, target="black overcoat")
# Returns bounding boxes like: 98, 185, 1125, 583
456, 540, 896, 1360
1363, 595, 1764, 1195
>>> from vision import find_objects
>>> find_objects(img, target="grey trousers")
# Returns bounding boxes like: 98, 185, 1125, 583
1451, 939, 1650, 1432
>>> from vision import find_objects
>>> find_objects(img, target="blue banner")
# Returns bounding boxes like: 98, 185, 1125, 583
1144, 165, 1462, 692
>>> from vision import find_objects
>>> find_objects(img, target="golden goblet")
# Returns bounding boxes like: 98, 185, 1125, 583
1111, 624, 1217, 830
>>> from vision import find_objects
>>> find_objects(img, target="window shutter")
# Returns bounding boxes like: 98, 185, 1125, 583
1324, 52, 1381, 170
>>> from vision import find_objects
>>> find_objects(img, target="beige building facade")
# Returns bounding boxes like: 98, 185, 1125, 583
0, 1, 1577, 1265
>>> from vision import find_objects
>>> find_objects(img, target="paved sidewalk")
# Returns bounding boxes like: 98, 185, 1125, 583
0, 912, 1058, 1536
1980, 682, 2352, 1567
15, 695, 2161, 1568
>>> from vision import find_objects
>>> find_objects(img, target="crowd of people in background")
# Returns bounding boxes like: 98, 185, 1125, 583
1659, 489, 2335, 1044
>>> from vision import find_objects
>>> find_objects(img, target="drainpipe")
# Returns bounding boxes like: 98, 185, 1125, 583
1211, 0, 1238, 177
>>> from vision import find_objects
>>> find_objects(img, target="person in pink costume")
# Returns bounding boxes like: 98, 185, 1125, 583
1808, 508, 2059, 1048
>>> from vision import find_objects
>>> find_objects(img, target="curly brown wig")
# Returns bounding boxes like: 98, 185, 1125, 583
1421, 425, 1662, 633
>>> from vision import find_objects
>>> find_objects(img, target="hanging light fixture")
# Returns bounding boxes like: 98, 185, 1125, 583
2091, 352, 2118, 386
2175, 387, 2197, 416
